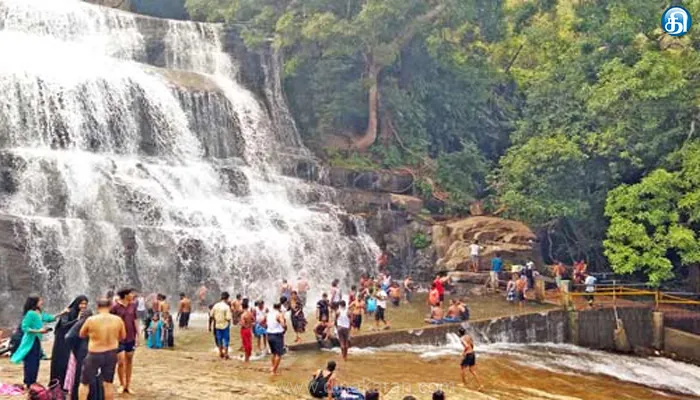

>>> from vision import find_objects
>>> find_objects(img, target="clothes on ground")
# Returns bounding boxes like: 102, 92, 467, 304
0, 384, 23, 396
332, 386, 366, 400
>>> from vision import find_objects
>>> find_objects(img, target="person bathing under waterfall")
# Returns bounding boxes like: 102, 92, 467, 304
177, 293, 192, 330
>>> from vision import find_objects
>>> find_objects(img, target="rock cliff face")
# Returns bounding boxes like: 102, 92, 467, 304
435, 216, 540, 271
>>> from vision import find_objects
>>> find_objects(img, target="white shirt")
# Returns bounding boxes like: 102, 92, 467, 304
584, 276, 597, 293
255, 308, 266, 324
266, 310, 285, 334
336, 308, 351, 329
136, 297, 146, 311
470, 244, 481, 256
376, 291, 387, 308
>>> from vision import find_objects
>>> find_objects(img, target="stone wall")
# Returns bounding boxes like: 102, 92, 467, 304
290, 307, 661, 358
664, 328, 700, 364
574, 307, 653, 351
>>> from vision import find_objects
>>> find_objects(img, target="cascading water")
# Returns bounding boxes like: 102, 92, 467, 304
0, 0, 379, 321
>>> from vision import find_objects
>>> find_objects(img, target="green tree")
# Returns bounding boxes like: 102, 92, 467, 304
604, 144, 700, 286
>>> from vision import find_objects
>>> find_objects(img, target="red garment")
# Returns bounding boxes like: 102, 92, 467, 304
241, 328, 253, 359
433, 278, 445, 296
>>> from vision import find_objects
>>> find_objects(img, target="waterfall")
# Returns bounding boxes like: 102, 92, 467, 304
0, 0, 379, 321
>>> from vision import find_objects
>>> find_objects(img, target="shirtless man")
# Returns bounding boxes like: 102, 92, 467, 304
446, 300, 462, 320
553, 262, 567, 293
424, 305, 444, 324
197, 284, 208, 311
388, 284, 401, 307
296, 273, 310, 307
458, 327, 482, 390
230, 294, 243, 326
80, 298, 126, 400
239, 299, 254, 362
177, 293, 192, 329
350, 295, 364, 333
110, 288, 138, 394
403, 276, 414, 303
156, 294, 169, 313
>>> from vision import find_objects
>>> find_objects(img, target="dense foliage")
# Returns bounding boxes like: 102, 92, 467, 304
186, 0, 700, 285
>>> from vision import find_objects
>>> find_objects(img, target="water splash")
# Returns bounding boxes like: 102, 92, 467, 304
0, 0, 379, 318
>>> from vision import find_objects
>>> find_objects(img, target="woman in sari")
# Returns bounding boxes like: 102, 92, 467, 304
10, 295, 68, 388
50, 295, 89, 388
147, 313, 163, 349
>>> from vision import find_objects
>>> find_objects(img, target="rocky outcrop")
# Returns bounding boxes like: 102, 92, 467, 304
328, 167, 415, 194
435, 216, 539, 271
0, 214, 31, 325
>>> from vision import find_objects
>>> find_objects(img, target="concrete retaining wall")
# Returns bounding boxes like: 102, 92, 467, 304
290, 311, 569, 352
290, 308, 658, 355
576, 307, 653, 350
664, 328, 700, 364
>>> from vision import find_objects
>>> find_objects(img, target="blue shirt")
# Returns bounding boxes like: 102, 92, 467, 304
491, 257, 503, 272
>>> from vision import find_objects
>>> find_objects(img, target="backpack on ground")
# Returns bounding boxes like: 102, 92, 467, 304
27, 380, 65, 400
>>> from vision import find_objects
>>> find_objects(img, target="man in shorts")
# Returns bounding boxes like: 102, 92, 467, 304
79, 298, 126, 400
374, 290, 390, 330
335, 300, 351, 361
177, 292, 192, 329
110, 288, 138, 394
458, 327, 483, 390
211, 292, 232, 360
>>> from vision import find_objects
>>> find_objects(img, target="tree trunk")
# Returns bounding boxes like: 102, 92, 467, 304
354, 62, 380, 151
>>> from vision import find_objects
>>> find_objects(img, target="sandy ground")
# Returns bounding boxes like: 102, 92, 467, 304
0, 293, 557, 399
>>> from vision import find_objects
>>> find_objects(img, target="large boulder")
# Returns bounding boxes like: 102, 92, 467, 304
435, 216, 539, 271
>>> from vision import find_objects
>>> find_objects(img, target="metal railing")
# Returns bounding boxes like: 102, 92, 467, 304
559, 281, 700, 309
